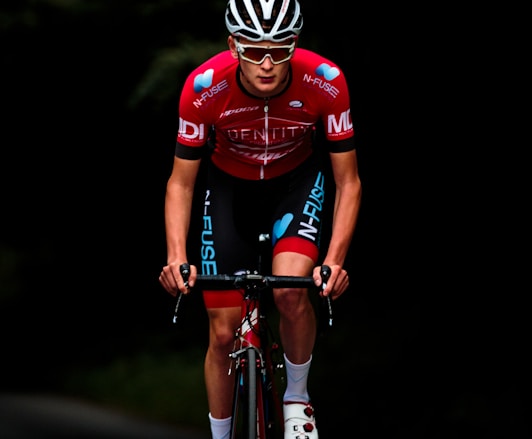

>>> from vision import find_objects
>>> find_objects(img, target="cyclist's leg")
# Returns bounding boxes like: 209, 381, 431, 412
204, 306, 241, 420
270, 154, 325, 371
272, 251, 316, 398
272, 251, 320, 438
199, 163, 262, 437
269, 154, 327, 438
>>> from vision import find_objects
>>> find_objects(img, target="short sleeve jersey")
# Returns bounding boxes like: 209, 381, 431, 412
176, 48, 354, 180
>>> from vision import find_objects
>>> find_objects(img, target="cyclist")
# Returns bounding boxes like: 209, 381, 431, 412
159, 1, 361, 438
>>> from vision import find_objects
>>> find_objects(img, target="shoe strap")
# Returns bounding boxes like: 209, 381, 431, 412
283, 401, 316, 422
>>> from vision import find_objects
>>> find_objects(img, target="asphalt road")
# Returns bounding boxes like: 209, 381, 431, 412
0, 394, 210, 439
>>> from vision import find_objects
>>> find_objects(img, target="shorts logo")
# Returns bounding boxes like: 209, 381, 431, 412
272, 213, 294, 245
201, 190, 217, 275
193, 68, 214, 93
298, 172, 325, 242
315, 63, 340, 81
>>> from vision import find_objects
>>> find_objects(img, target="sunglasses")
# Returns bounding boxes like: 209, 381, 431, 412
235, 40, 296, 65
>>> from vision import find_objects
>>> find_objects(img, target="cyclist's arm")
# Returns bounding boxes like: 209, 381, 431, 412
159, 155, 202, 296
317, 149, 362, 299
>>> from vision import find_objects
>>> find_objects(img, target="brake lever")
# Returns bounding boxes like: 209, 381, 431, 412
320, 265, 333, 327
173, 263, 190, 324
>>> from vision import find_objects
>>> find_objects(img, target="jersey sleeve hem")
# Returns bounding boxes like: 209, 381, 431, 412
175, 142, 207, 160
327, 138, 356, 153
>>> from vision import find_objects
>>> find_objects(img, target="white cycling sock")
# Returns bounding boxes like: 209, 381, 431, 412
283, 353, 311, 403
208, 412, 231, 439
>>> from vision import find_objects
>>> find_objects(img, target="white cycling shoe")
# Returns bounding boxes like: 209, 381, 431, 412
283, 401, 318, 439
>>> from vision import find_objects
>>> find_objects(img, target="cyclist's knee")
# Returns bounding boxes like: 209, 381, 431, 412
274, 287, 308, 314
210, 325, 236, 351
208, 307, 240, 349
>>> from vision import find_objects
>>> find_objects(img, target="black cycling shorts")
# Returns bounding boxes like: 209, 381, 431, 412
197, 153, 329, 308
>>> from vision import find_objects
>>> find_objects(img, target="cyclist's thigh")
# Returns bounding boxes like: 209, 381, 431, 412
271, 155, 328, 264
199, 164, 258, 276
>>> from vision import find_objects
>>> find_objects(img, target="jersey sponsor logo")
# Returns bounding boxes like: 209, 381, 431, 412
193, 79, 229, 108
201, 190, 217, 275
228, 145, 296, 162
179, 117, 205, 141
327, 110, 352, 135
193, 69, 214, 92
298, 172, 325, 241
192, 68, 229, 108
289, 100, 304, 108
303, 63, 340, 98
220, 106, 260, 118
226, 124, 312, 142
316, 63, 340, 81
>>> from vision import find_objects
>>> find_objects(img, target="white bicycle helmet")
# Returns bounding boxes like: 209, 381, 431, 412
225, 0, 303, 42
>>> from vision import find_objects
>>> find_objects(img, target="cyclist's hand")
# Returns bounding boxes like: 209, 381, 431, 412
313, 264, 349, 300
159, 262, 197, 296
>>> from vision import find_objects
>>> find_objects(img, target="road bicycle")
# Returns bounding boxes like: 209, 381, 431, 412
172, 233, 332, 439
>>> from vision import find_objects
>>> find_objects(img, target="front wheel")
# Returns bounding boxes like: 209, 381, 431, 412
231, 348, 258, 439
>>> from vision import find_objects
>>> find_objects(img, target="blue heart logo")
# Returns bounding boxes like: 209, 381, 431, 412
315, 63, 340, 81
193, 68, 214, 92
272, 213, 294, 245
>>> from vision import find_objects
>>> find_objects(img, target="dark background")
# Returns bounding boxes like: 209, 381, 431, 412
1, 1, 527, 437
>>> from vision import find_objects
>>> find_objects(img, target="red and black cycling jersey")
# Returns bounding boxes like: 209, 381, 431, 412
175, 48, 355, 180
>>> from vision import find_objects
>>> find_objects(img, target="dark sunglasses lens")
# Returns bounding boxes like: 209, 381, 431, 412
245, 47, 291, 63
269, 47, 291, 61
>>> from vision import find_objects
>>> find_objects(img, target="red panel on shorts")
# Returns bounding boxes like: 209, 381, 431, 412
273, 237, 319, 263
203, 289, 244, 308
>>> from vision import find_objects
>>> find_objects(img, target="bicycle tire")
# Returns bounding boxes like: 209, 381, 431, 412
230, 361, 241, 439
230, 348, 258, 439
246, 348, 258, 439
259, 313, 283, 439
262, 350, 283, 438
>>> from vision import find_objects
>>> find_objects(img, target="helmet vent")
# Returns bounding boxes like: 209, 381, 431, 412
225, 0, 303, 42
